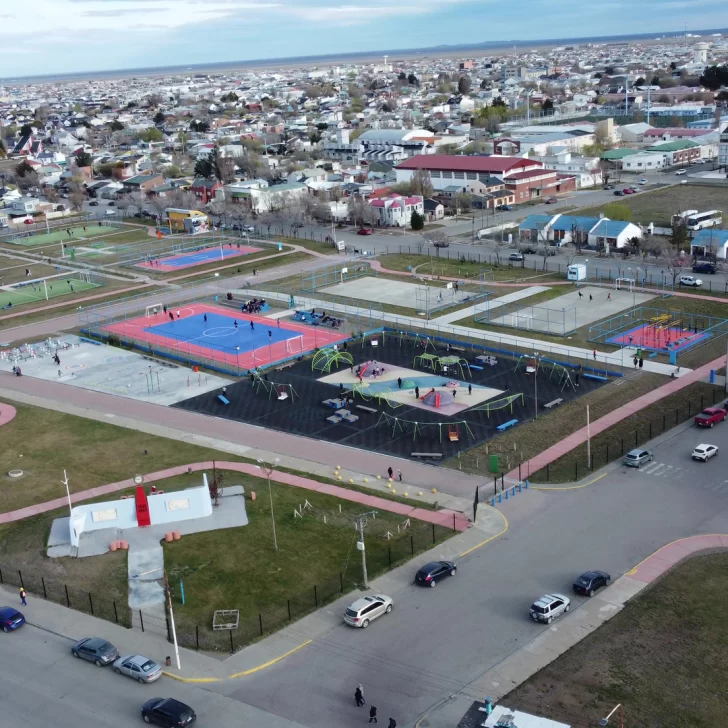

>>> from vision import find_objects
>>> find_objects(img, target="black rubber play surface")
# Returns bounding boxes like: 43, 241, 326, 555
174, 337, 607, 463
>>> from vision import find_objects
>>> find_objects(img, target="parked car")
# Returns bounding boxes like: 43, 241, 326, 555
433, 240, 449, 248
679, 275, 702, 287
71, 637, 119, 666
107, 201, 115, 206
0, 606, 25, 632
344, 594, 393, 628
141, 697, 196, 726
357, 228, 373, 236
113, 654, 163, 683
530, 594, 570, 624
88, 200, 99, 207
623, 188, 635, 194
692, 443, 718, 461
23, 218, 35, 224
508, 252, 524, 262
415, 560, 457, 587
694, 407, 727, 428
603, 184, 615, 190
497, 204, 513, 211
243, 225, 255, 232
613, 190, 625, 196
544, 197, 558, 204
675, 169, 687, 175
638, 178, 648, 185
624, 448, 653, 468
693, 262, 716, 274
573, 571, 611, 597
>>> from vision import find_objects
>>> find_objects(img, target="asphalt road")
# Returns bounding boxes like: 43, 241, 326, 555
225, 416, 728, 728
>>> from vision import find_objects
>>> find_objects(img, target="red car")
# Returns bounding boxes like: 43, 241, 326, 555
357, 228, 373, 235
694, 407, 728, 428
623, 188, 635, 194
23, 218, 34, 225
544, 197, 558, 204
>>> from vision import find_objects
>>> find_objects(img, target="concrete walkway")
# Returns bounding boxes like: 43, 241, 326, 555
430, 286, 549, 325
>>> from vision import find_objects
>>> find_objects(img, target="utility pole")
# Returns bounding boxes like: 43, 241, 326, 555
355, 511, 378, 588
62, 470, 72, 518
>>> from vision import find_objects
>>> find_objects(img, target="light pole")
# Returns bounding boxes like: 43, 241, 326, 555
354, 511, 378, 588
533, 352, 540, 419
131, 567, 180, 670
257, 458, 280, 551
600, 703, 623, 728
62, 469, 72, 518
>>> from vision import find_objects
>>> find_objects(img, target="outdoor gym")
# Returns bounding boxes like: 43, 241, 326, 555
95, 302, 347, 372
175, 331, 614, 462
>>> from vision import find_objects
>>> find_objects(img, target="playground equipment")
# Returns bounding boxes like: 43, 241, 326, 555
375, 412, 474, 442
471, 393, 524, 418
351, 381, 404, 409
422, 390, 441, 408
413, 352, 438, 372
514, 355, 540, 374
548, 362, 576, 392
413, 353, 471, 378
253, 373, 299, 402
312, 347, 354, 374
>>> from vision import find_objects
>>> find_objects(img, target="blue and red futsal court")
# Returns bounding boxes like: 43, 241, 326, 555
103, 303, 347, 370
135, 244, 262, 272
606, 322, 709, 353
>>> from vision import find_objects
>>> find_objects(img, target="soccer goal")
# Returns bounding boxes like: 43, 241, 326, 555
145, 303, 164, 317
615, 278, 635, 292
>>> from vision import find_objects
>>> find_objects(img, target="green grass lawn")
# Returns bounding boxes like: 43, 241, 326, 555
1, 277, 100, 308
6, 224, 112, 246
504, 554, 728, 727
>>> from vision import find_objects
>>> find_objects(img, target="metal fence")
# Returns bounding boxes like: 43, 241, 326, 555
474, 300, 578, 337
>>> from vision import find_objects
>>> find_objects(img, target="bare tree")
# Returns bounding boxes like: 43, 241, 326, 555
68, 189, 86, 212
411, 168, 434, 198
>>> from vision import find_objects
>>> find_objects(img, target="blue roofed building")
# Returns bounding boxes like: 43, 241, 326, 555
690, 229, 728, 259
519, 213, 642, 249
588, 219, 643, 249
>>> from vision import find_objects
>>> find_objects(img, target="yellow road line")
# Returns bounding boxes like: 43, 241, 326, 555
459, 508, 509, 558
162, 639, 312, 683
530, 473, 607, 491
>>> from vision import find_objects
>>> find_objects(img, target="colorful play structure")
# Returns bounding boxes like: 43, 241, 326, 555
413, 353, 471, 379
350, 381, 404, 408
375, 412, 475, 442
422, 390, 441, 407
252, 372, 299, 402
471, 392, 524, 417
312, 347, 354, 374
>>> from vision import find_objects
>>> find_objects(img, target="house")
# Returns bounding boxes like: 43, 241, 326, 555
423, 198, 444, 221
191, 177, 223, 205
503, 168, 576, 204
645, 140, 701, 166
225, 179, 307, 213
519, 213, 641, 249
690, 229, 728, 260
589, 219, 642, 250
122, 174, 165, 194
368, 194, 424, 227
11, 133, 33, 156
618, 122, 654, 144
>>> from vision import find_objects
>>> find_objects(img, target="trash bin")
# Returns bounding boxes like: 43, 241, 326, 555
166, 656, 171, 666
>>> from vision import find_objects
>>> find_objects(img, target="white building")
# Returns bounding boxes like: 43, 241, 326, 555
368, 194, 424, 227
536, 150, 602, 188
720, 121, 728, 170
225, 179, 307, 213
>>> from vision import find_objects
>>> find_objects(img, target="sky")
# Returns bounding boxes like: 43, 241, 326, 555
1, 0, 727, 79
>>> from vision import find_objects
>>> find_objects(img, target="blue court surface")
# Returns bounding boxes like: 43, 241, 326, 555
159, 248, 246, 268
146, 312, 297, 354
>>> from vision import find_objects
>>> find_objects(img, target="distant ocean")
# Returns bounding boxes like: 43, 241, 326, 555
2, 27, 726, 84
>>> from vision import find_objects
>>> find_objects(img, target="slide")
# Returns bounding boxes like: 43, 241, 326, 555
422, 391, 440, 408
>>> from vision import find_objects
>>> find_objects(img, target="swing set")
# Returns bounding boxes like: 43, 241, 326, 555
548, 362, 576, 392
252, 373, 299, 402
376, 412, 474, 442
471, 392, 524, 417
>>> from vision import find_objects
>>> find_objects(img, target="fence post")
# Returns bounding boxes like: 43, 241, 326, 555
113, 601, 119, 624
688, 402, 691, 417
701, 395, 704, 410
259, 613, 263, 636
675, 407, 679, 425
339, 572, 344, 593
388, 547, 392, 568
621, 437, 624, 455
287, 599, 292, 621
635, 430, 638, 446
432, 523, 436, 543
649, 422, 652, 439
65, 584, 70, 607
546, 462, 550, 481
41, 577, 47, 599
575, 461, 578, 480
606, 444, 609, 463
314, 585, 318, 607
410, 535, 414, 554
229, 629, 234, 653
18, 570, 24, 589
88, 593, 94, 616
0, 567, 3, 584
663, 414, 666, 432
139, 610, 144, 632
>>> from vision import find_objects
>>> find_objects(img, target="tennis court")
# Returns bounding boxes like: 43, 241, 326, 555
1, 276, 100, 309
101, 302, 347, 370
134, 243, 262, 272
7, 224, 114, 246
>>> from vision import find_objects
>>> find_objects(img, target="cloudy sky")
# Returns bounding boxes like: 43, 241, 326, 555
1, 0, 727, 78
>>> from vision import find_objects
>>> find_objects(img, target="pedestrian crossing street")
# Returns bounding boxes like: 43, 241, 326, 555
635, 460, 728, 493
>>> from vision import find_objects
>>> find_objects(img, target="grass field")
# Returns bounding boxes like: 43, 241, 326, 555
7, 224, 114, 246
1, 277, 100, 307
576, 184, 728, 227
504, 554, 728, 728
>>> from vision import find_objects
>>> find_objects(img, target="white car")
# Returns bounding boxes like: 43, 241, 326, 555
675, 169, 687, 175
344, 594, 393, 628
530, 594, 571, 624
692, 444, 718, 461
679, 275, 702, 287
638, 178, 648, 185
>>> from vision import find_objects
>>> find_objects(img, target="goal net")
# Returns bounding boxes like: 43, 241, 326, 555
615, 278, 635, 292
145, 304, 164, 317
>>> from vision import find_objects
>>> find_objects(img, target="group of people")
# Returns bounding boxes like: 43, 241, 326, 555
242, 298, 266, 314
11, 365, 22, 376
354, 684, 396, 727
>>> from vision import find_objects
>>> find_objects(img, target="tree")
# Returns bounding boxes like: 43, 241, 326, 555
75, 151, 92, 168
542, 98, 554, 114
0, 139, 6, 159
189, 120, 210, 133
194, 157, 214, 178
670, 219, 688, 252
700, 64, 728, 90
492, 96, 507, 108
407, 73, 419, 86
15, 160, 35, 178
457, 76, 471, 95
68, 182, 86, 212
717, 90, 728, 103
110, 120, 124, 131
635, 77, 646, 86
346, 196, 377, 228
602, 202, 632, 221
221, 91, 239, 103
43, 186, 59, 204
410, 168, 434, 198
163, 164, 182, 178
453, 192, 472, 213
19, 123, 33, 137
153, 111, 166, 124
140, 128, 163, 142
410, 210, 425, 230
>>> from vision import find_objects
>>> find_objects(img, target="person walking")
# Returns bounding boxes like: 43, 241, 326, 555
19, 587, 27, 606
387, 466, 393, 480
589, 294, 593, 302
639, 357, 644, 370
388, 719, 397, 728
592, 349, 597, 360
397, 469, 402, 482
355, 685, 364, 707
607, 292, 611, 301
397, 377, 402, 389
234, 320, 238, 330
369, 706, 378, 724
415, 386, 420, 399
250, 320, 254, 330
203, 313, 208, 323
633, 356, 638, 368
578, 290, 583, 298
468, 384, 472, 395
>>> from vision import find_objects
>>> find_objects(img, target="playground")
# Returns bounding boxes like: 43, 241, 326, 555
97, 302, 347, 372
175, 334, 611, 462
134, 243, 263, 272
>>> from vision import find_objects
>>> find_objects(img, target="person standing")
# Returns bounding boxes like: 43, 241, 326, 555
415, 386, 420, 399
250, 320, 254, 330
204, 313, 208, 323
639, 357, 644, 370
397, 469, 402, 482
355, 685, 364, 707
397, 377, 402, 389
592, 349, 597, 360
633, 356, 638, 368
468, 384, 472, 395
388, 719, 396, 728
387, 466, 393, 480
369, 706, 378, 724
19, 587, 27, 606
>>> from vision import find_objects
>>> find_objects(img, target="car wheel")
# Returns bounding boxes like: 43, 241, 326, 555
361, 619, 369, 628
2, 626, 8, 633
95, 659, 103, 667
565, 604, 570, 613
429, 579, 437, 588
450, 569, 456, 577
114, 667, 121, 674
606, 578, 612, 586
72, 651, 79, 658
385, 604, 393, 613
710, 423, 714, 428
547, 616, 553, 624
588, 589, 595, 597
143, 716, 151, 724
138, 677, 145, 684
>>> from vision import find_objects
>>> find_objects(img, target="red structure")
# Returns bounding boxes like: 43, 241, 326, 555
135, 485, 151, 527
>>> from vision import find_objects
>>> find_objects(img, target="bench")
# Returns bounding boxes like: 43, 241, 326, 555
323, 398, 347, 409
217, 395, 230, 405
469, 365, 484, 371
496, 419, 518, 432
326, 414, 342, 424
543, 398, 564, 409
411, 452, 443, 460
356, 405, 378, 414
79, 337, 102, 346
583, 373, 608, 382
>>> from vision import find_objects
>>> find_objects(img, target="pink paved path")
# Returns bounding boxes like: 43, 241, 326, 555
0, 460, 470, 531
509, 354, 726, 481
629, 534, 728, 584
0, 403, 17, 426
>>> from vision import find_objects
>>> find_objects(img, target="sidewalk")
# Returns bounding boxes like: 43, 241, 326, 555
416, 533, 728, 728
0, 503, 506, 686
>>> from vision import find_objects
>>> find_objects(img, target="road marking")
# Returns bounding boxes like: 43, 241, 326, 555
459, 508, 509, 558
529, 473, 607, 491
642, 462, 662, 474
162, 639, 312, 683
649, 464, 667, 476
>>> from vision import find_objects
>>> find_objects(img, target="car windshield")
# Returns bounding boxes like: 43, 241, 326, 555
626, 453, 640, 459
141, 660, 157, 672
345, 608, 358, 617
532, 605, 546, 614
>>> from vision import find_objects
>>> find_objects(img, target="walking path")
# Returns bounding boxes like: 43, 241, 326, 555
0, 460, 470, 530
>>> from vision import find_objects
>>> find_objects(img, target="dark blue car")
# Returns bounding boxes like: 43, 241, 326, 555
0, 606, 25, 632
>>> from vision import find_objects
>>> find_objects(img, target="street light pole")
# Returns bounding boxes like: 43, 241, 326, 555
257, 458, 280, 551
355, 511, 378, 588
62, 469, 73, 518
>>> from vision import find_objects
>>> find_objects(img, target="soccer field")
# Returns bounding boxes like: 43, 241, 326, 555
8, 224, 114, 246
1, 278, 100, 308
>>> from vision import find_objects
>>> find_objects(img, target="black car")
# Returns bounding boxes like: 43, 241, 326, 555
415, 560, 457, 587
71, 637, 119, 666
573, 570, 611, 597
142, 698, 196, 726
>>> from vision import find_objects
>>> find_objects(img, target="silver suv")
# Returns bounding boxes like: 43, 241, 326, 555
530, 594, 570, 624
343, 594, 393, 628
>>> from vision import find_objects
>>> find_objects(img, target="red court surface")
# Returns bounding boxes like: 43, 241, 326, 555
103, 302, 347, 370
606, 322, 709, 353
135, 243, 262, 272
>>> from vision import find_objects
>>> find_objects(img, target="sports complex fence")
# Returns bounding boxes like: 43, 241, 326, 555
474, 300, 578, 336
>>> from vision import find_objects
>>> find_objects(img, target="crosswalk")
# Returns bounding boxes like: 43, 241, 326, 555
636, 460, 728, 493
